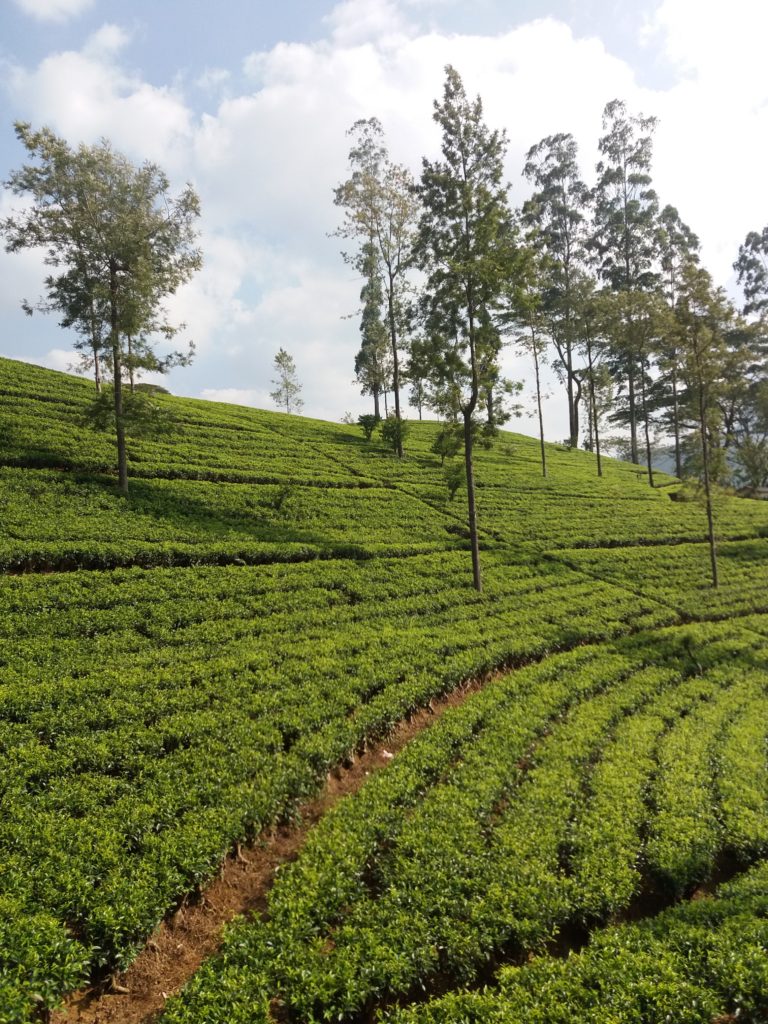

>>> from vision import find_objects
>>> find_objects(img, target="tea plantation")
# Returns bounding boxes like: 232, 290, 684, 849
1, 356, 767, 1023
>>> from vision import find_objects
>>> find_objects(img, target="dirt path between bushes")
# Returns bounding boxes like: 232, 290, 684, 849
51, 675, 490, 1024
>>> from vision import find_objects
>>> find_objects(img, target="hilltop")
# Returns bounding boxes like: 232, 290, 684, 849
1, 355, 767, 1024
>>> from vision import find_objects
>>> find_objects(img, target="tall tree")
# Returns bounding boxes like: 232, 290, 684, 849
354, 238, 390, 418
403, 334, 432, 420
674, 266, 738, 588
655, 204, 700, 477
591, 99, 659, 465
601, 289, 672, 487
416, 65, 518, 591
573, 275, 610, 477
522, 133, 590, 448
2, 123, 201, 496
734, 226, 768, 318
270, 348, 304, 414
334, 118, 419, 457
506, 237, 550, 477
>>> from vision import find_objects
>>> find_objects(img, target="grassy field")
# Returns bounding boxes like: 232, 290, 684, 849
1, 355, 767, 1023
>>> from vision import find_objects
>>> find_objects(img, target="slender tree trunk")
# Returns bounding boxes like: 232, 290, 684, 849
109, 258, 129, 497
387, 273, 403, 457
627, 365, 639, 464
463, 409, 482, 593
417, 389, 423, 421
698, 382, 718, 588
383, 390, 388, 417
586, 335, 603, 478
127, 335, 135, 394
373, 386, 381, 420
532, 331, 547, 478
90, 300, 102, 393
566, 343, 576, 447
93, 346, 102, 393
639, 363, 655, 487
672, 372, 682, 478
486, 387, 494, 428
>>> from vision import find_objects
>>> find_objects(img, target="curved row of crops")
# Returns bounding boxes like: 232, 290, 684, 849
1, 357, 767, 1022
161, 620, 768, 1024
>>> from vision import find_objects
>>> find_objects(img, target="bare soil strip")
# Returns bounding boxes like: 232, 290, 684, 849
51, 676, 489, 1024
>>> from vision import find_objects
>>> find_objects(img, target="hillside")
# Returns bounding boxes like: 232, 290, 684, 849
1, 355, 767, 1024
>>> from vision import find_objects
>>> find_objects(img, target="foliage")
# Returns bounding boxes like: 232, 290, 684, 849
415, 65, 519, 589
357, 413, 379, 441
734, 225, 768, 317
379, 413, 411, 453
443, 460, 465, 500
430, 423, 463, 465
1, 122, 201, 495
269, 347, 303, 415
0, 356, 768, 1021
334, 118, 418, 445
522, 132, 590, 447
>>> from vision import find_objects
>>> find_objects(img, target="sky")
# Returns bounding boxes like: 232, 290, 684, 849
1, 0, 767, 441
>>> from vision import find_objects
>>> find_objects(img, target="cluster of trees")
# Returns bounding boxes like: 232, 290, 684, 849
334, 68, 768, 590
1, 123, 202, 495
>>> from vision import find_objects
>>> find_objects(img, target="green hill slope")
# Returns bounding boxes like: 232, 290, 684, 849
1, 356, 767, 1023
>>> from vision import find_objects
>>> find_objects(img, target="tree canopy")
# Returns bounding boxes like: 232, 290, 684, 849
2, 122, 201, 495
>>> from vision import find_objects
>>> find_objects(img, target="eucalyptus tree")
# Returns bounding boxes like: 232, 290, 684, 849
415, 65, 518, 592
2, 122, 201, 496
734, 226, 768, 317
602, 289, 673, 487
591, 100, 660, 465
522, 132, 590, 448
674, 266, 739, 588
354, 238, 390, 418
731, 226, 768, 485
334, 118, 419, 457
654, 204, 700, 476
403, 334, 432, 420
573, 275, 610, 477
506, 237, 550, 477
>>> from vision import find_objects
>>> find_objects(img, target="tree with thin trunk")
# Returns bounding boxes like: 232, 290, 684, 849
507, 238, 550, 477
522, 133, 590, 448
655, 204, 700, 478
591, 100, 659, 466
334, 119, 419, 457
734, 226, 768, 318
2, 123, 201, 496
674, 265, 738, 588
415, 66, 518, 592
573, 275, 609, 477
270, 348, 304, 415
354, 238, 390, 419
601, 289, 672, 486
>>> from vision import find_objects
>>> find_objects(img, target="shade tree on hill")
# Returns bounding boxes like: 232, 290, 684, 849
591, 100, 660, 467
415, 65, 521, 592
522, 132, 591, 450
334, 118, 419, 456
353, 237, 391, 420
654, 204, 701, 478
1, 122, 201, 496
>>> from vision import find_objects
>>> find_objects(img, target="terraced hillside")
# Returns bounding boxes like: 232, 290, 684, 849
0, 356, 767, 1024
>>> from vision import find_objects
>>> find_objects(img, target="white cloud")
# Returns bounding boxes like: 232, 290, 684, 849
3, 0, 768, 442
195, 67, 231, 92
199, 387, 267, 406
640, 0, 768, 283
12, 0, 95, 22
5, 31, 192, 167
81, 23, 130, 59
